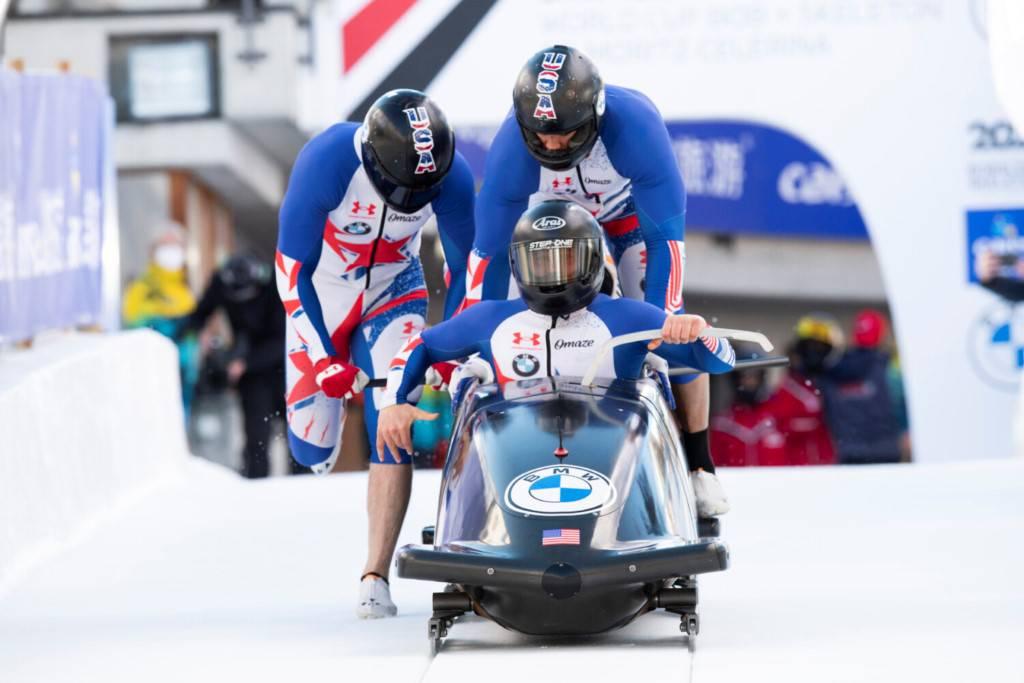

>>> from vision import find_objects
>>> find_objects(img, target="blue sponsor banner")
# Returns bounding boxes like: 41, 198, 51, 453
965, 208, 1024, 283
457, 119, 869, 240
0, 71, 108, 343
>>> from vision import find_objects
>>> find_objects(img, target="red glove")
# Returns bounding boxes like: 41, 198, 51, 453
424, 361, 458, 390
313, 357, 369, 399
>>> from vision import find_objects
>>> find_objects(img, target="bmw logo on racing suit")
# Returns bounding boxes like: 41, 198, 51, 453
513, 353, 541, 377
343, 221, 373, 235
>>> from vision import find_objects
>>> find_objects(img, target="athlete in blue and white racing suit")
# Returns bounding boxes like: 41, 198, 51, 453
379, 202, 735, 527
467, 46, 727, 510
276, 90, 474, 618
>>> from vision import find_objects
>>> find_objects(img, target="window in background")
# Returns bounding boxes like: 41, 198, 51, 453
109, 33, 220, 123
12, 1, 248, 15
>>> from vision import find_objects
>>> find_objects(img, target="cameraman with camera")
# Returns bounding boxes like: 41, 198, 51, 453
975, 247, 1024, 301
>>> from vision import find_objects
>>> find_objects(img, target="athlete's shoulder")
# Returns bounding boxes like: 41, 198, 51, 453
479, 113, 540, 198
488, 112, 538, 168
603, 85, 664, 131
428, 299, 526, 347
300, 122, 361, 163
464, 297, 529, 324
589, 294, 664, 327
490, 110, 525, 151
438, 150, 476, 196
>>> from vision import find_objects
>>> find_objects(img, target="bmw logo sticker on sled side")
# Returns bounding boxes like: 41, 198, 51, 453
505, 465, 615, 516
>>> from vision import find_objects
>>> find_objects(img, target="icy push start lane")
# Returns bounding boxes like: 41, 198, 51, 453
1, 459, 1021, 683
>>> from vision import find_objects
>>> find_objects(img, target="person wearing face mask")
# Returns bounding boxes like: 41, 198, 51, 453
176, 253, 295, 478
123, 224, 199, 418
757, 314, 840, 466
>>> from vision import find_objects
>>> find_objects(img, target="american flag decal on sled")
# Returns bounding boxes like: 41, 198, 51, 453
542, 529, 581, 546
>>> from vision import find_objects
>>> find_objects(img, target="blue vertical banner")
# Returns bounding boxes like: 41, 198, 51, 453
0, 71, 109, 343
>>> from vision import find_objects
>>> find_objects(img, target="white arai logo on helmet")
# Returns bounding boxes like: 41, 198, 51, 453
532, 215, 566, 231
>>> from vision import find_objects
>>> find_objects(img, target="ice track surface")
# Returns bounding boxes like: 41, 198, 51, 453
1, 457, 1021, 683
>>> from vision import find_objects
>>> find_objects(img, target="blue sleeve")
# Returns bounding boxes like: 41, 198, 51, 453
472, 113, 541, 301
602, 87, 687, 311
431, 151, 476, 318
390, 302, 503, 404
591, 296, 734, 377
277, 123, 361, 358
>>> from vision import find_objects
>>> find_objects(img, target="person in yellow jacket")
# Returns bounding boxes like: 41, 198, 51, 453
123, 225, 199, 418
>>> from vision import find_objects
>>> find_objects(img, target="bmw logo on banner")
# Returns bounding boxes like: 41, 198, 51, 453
969, 302, 1024, 391
505, 465, 615, 516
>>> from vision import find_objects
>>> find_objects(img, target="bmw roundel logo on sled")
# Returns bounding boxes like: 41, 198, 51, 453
505, 465, 615, 516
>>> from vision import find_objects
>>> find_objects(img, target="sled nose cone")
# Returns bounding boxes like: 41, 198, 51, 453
542, 562, 582, 599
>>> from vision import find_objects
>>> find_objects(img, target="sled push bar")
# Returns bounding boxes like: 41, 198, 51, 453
366, 327, 782, 389
581, 327, 778, 387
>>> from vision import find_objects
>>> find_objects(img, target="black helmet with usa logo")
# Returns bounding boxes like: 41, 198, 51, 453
361, 89, 455, 214
509, 200, 605, 316
512, 45, 605, 171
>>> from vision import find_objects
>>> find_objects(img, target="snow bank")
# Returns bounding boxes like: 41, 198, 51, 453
0, 330, 188, 591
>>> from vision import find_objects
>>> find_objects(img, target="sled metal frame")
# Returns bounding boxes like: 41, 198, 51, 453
581, 327, 778, 387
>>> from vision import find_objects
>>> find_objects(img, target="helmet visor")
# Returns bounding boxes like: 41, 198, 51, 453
511, 237, 602, 287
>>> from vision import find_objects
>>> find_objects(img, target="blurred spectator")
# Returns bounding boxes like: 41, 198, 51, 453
818, 310, 904, 465
177, 253, 296, 478
710, 369, 787, 467
975, 247, 1024, 302
887, 352, 912, 461
122, 223, 199, 418
758, 314, 839, 466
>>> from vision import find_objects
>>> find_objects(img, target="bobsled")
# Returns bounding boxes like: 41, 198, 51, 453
394, 328, 781, 652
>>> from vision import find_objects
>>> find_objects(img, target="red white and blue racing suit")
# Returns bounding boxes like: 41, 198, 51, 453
469, 85, 687, 324
277, 122, 475, 467
382, 294, 735, 410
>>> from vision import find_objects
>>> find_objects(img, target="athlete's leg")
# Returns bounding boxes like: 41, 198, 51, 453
284, 318, 344, 472
353, 266, 428, 587
283, 284, 365, 474
606, 217, 725, 513
677, 374, 713, 471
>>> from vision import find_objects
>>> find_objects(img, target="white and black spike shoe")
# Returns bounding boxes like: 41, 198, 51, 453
309, 445, 340, 476
356, 573, 398, 619
691, 470, 730, 517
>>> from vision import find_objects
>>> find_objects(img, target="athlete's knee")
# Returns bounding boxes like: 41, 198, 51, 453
287, 430, 334, 469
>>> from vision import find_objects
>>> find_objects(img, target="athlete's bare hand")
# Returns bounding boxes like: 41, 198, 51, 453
376, 404, 438, 463
648, 314, 708, 349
